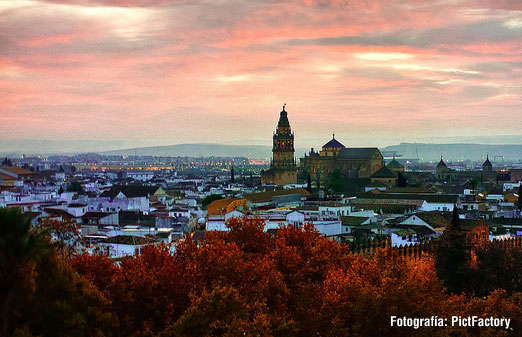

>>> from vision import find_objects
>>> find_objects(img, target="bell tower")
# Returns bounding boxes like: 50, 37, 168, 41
261, 104, 298, 185
272, 104, 295, 170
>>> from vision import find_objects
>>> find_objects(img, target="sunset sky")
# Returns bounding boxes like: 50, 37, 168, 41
1, 0, 522, 151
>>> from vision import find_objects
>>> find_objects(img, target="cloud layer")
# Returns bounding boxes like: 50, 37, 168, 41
1, 0, 522, 148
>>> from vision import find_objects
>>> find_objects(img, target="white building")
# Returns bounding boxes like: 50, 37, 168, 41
127, 171, 155, 182
205, 210, 343, 236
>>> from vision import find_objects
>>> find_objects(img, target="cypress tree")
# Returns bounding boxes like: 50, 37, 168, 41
435, 205, 469, 294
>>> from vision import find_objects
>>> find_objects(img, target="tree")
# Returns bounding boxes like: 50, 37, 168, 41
397, 172, 407, 188
38, 218, 83, 259
58, 216, 522, 336
201, 194, 223, 208
0, 208, 50, 337
11, 249, 114, 337
1, 158, 13, 167
325, 169, 344, 193
70, 253, 118, 297
469, 178, 479, 195
167, 286, 271, 337
306, 173, 312, 193
66, 181, 84, 195
58, 186, 64, 195
70, 165, 77, 174
230, 166, 235, 184
435, 207, 470, 294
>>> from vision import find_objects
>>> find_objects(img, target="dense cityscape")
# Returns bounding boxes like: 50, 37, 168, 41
3, 106, 522, 254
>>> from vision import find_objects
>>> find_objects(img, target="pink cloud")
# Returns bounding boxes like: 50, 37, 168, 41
1, 0, 521, 145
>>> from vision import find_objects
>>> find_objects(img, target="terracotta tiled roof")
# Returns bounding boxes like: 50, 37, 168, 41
0, 172, 15, 180
0, 166, 35, 175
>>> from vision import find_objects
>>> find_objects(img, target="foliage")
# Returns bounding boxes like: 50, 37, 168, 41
38, 218, 83, 259
435, 210, 469, 294
67, 181, 84, 194
200, 194, 224, 207
10, 249, 115, 337
0, 208, 50, 337
2, 157, 13, 166
8, 213, 522, 337
325, 169, 344, 193
397, 172, 407, 187
471, 244, 522, 297
1, 208, 115, 337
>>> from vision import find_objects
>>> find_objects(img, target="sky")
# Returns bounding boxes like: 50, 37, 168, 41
1, 0, 522, 152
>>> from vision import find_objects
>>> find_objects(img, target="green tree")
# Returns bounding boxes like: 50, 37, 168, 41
0, 208, 49, 337
66, 181, 84, 195
11, 249, 114, 337
435, 207, 469, 294
200, 194, 223, 208
325, 169, 344, 193
397, 172, 407, 188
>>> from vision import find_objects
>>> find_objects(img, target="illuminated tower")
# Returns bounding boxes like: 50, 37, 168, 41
261, 104, 297, 185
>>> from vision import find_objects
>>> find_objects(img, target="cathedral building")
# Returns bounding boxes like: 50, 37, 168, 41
300, 135, 384, 186
261, 105, 298, 186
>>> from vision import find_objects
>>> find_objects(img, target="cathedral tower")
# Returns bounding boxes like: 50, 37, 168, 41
261, 105, 298, 185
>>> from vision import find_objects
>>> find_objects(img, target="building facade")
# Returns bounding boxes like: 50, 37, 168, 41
300, 135, 384, 185
261, 105, 298, 186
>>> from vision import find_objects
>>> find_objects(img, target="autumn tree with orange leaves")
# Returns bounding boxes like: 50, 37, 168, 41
67, 217, 522, 337
5, 211, 522, 337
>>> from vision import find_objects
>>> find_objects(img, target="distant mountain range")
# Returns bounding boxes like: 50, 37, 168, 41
3, 139, 522, 162
101, 144, 275, 159
382, 143, 522, 162
103, 142, 522, 162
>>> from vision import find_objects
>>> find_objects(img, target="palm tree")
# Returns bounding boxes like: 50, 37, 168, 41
0, 208, 49, 337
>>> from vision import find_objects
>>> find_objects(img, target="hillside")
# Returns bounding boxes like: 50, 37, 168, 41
101, 143, 274, 159
382, 143, 522, 162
